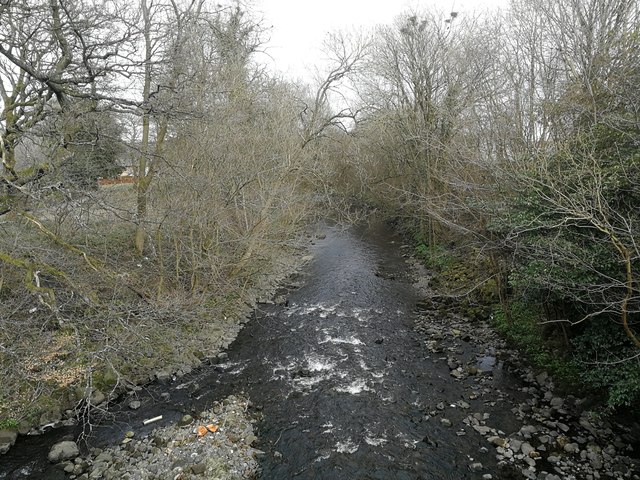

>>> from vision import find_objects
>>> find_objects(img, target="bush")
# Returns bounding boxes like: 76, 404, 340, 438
572, 320, 640, 410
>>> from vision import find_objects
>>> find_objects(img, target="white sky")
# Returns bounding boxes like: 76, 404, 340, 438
254, 0, 510, 83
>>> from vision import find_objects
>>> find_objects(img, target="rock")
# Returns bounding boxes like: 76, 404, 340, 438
519, 425, 538, 438
550, 397, 564, 408
564, 442, 579, 453
216, 352, 229, 363
129, 400, 142, 410
190, 462, 206, 475
473, 425, 493, 435
469, 462, 483, 472
90, 466, 106, 478
48, 441, 80, 463
535, 371, 549, 386
0, 429, 18, 454
521, 442, 535, 456
39, 407, 62, 426
89, 389, 106, 406
510, 439, 523, 452
488, 436, 507, 447
155, 369, 173, 382
440, 418, 452, 427
178, 415, 194, 427
160, 392, 171, 401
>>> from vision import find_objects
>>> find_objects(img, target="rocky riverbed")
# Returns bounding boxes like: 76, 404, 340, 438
412, 292, 639, 480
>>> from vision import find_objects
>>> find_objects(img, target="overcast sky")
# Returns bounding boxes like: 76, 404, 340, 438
254, 0, 509, 82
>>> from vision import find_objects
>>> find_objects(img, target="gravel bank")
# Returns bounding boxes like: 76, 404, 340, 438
411, 284, 640, 480
49, 395, 260, 480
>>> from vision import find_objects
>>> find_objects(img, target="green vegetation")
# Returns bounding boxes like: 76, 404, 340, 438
493, 301, 583, 391
0, 418, 19, 430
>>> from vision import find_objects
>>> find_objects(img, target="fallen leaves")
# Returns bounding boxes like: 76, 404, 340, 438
196, 424, 219, 437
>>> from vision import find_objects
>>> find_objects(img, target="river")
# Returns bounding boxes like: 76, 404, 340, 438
1, 222, 638, 479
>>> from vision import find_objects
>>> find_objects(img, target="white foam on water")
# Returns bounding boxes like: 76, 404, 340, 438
365, 436, 388, 446
217, 361, 248, 375
319, 335, 363, 346
335, 378, 371, 394
305, 354, 337, 372
322, 422, 335, 434
287, 302, 341, 318
271, 360, 296, 381
314, 452, 331, 463
396, 432, 419, 449
335, 438, 359, 454
293, 374, 329, 388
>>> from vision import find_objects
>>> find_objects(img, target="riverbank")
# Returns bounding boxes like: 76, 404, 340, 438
0, 222, 317, 462
411, 268, 639, 480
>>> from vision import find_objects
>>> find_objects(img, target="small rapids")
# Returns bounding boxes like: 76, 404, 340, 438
188, 223, 511, 479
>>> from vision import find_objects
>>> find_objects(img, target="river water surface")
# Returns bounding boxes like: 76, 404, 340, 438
190, 222, 513, 478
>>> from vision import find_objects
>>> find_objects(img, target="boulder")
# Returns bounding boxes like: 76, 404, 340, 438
154, 369, 173, 382
89, 389, 106, 406
0, 429, 18, 455
39, 407, 62, 427
549, 397, 564, 408
48, 441, 80, 463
